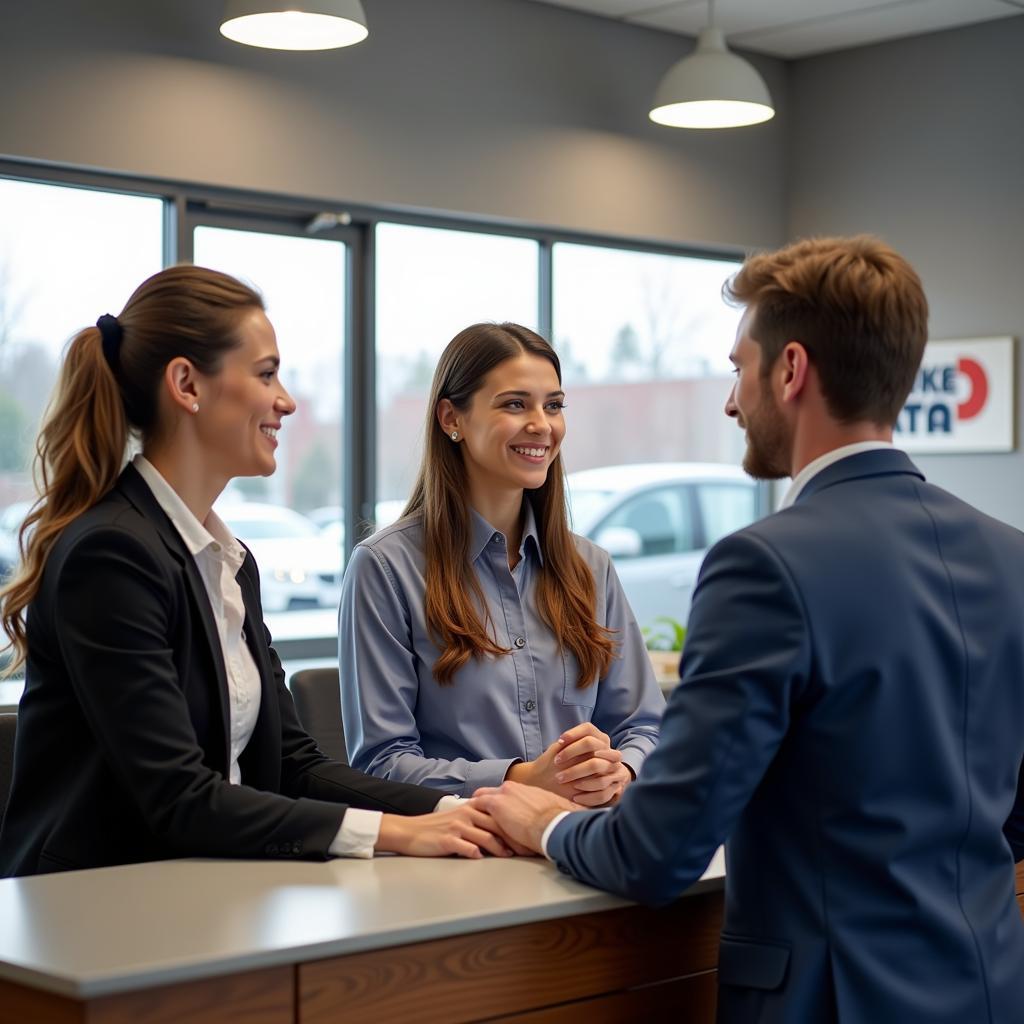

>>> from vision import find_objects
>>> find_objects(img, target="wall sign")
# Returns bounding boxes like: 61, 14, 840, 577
895, 337, 1015, 453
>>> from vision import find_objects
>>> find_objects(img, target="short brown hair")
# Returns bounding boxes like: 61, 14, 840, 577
724, 235, 928, 425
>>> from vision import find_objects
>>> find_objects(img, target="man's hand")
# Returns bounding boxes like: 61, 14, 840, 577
470, 781, 578, 854
376, 804, 514, 859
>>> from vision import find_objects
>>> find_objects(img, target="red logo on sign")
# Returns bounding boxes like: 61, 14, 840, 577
957, 358, 988, 420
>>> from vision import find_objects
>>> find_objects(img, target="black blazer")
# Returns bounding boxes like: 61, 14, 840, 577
0, 465, 439, 877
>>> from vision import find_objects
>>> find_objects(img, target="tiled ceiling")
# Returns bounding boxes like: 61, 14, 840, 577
528, 0, 1024, 58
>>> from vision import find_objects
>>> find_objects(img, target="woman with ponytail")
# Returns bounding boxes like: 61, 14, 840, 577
0, 266, 513, 877
340, 323, 663, 805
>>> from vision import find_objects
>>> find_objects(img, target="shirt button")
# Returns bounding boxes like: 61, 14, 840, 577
211, 542, 221, 552
513, 635, 526, 649
523, 700, 536, 712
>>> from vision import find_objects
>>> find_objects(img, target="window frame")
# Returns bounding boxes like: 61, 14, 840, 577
0, 156, 770, 666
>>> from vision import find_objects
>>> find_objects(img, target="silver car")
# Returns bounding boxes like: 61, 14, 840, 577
567, 463, 759, 632
217, 503, 343, 613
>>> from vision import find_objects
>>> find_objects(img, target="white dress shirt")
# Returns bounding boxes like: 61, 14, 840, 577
540, 441, 896, 859
133, 455, 444, 858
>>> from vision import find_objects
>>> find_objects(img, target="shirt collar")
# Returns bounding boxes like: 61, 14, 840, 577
132, 454, 244, 567
468, 499, 544, 567
778, 441, 895, 510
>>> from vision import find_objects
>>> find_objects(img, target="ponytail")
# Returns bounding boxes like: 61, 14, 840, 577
1, 326, 127, 671
1, 264, 262, 673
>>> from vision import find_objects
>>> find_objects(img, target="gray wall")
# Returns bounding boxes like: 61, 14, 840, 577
3, 1, 1023, 523
0, 0, 788, 251
789, 16, 1024, 527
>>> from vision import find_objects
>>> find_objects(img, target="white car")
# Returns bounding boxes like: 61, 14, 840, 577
566, 463, 759, 633
217, 503, 343, 613
0, 500, 33, 581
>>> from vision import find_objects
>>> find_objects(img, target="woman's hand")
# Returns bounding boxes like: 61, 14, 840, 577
559, 747, 632, 806
376, 804, 515, 859
506, 723, 633, 807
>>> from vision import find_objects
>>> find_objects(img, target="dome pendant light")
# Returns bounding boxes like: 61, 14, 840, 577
220, 1, 369, 51
649, 0, 774, 129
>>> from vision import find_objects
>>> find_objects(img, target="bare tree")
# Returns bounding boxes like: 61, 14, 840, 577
637, 267, 714, 377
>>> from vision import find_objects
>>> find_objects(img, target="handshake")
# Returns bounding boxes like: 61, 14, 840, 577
377, 722, 631, 859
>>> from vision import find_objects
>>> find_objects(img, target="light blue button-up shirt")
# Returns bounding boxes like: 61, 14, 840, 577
339, 505, 665, 796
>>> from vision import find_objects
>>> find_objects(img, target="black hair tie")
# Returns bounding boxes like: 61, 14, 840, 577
96, 313, 123, 372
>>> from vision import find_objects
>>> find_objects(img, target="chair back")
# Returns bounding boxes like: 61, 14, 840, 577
289, 668, 347, 764
0, 714, 16, 824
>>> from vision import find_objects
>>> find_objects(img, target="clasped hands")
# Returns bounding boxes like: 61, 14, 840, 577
504, 721, 631, 807
378, 724, 629, 860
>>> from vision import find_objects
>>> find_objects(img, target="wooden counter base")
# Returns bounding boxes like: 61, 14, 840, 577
302, 891, 722, 1023
1, 862, 1020, 1024
0, 894, 723, 1024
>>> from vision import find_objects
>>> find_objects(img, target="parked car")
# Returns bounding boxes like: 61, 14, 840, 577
0, 500, 33, 582
311, 499, 411, 548
566, 463, 759, 631
216, 503, 343, 613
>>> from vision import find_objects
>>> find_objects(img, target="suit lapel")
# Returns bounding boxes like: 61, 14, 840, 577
116, 466, 232, 767
237, 550, 280, 789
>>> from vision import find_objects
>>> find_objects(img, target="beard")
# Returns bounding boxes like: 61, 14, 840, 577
739, 382, 792, 480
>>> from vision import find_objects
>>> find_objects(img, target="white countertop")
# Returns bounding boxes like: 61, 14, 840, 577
0, 849, 725, 999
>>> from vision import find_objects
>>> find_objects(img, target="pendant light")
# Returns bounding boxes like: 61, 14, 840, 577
220, 1, 369, 51
649, 0, 774, 129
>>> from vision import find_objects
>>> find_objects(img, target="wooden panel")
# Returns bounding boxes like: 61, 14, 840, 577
486, 970, 717, 1024
301, 893, 723, 1024
0, 979, 85, 1024
86, 965, 294, 1024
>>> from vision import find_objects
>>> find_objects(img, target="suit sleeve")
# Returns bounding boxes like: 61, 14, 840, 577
262, 612, 441, 816
1004, 758, 1024, 863
53, 526, 424, 862
339, 544, 517, 794
547, 529, 811, 904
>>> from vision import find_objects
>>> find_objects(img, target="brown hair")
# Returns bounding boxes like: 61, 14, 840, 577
1, 265, 263, 671
724, 235, 928, 424
404, 323, 615, 687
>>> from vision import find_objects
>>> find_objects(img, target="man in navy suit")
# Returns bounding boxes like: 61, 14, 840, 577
474, 236, 1024, 1023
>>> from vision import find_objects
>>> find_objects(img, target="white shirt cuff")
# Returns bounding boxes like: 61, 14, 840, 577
435, 794, 464, 811
328, 808, 383, 859
541, 811, 572, 861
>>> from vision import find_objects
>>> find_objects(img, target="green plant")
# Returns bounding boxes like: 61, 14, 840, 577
642, 616, 687, 652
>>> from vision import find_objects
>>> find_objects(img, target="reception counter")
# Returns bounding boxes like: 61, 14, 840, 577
0, 850, 726, 1024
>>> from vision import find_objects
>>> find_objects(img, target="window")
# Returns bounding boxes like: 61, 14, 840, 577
193, 224, 347, 648
555, 242, 755, 629
0, 177, 163, 675
0, 160, 763, 682
375, 222, 539, 515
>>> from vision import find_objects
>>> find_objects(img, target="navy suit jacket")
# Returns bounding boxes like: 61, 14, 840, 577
548, 449, 1024, 1023
0, 465, 439, 877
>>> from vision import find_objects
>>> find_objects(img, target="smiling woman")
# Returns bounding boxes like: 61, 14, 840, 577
0, 266, 517, 877
339, 323, 665, 805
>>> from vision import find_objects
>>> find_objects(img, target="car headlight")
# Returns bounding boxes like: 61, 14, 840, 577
273, 568, 307, 584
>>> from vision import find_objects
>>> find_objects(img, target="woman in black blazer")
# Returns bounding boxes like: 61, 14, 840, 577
0, 266, 510, 876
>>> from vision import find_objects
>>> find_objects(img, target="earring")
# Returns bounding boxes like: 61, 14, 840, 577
450, 430, 459, 441
191, 403, 200, 413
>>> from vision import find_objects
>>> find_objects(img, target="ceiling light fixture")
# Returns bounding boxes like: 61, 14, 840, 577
220, 1, 369, 51
649, 0, 774, 129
